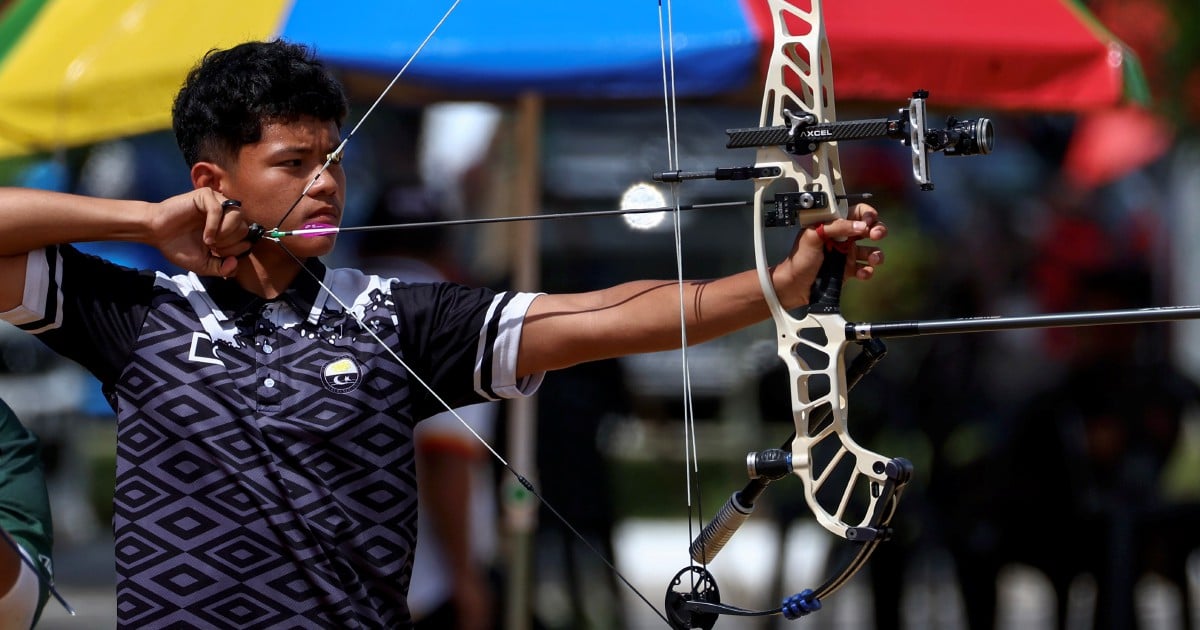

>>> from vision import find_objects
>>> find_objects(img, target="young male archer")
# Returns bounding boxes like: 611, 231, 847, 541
0, 40, 885, 627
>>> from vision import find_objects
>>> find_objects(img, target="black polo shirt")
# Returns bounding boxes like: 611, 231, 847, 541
3, 244, 542, 628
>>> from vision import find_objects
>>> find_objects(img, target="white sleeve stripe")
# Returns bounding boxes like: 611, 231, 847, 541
475, 292, 544, 400
0, 248, 63, 334
473, 294, 506, 400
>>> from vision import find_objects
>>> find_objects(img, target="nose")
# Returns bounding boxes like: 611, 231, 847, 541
305, 165, 341, 197
307, 170, 336, 195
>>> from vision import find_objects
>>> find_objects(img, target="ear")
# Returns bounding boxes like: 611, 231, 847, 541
191, 161, 226, 191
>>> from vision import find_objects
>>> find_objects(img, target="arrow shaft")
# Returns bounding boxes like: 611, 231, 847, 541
268, 200, 751, 238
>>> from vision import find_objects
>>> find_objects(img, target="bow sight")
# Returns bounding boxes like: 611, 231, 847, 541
656, 89, 994, 200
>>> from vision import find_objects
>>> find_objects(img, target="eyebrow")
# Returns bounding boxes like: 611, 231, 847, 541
270, 144, 314, 155
269, 142, 342, 156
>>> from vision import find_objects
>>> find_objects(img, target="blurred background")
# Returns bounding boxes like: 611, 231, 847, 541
3, 0, 1200, 628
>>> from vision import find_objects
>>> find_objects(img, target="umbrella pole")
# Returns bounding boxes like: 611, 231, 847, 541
503, 91, 542, 630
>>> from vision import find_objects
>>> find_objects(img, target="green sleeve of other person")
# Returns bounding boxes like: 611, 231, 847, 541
0, 400, 54, 624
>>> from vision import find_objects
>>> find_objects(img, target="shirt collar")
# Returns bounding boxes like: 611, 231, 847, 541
200, 258, 327, 317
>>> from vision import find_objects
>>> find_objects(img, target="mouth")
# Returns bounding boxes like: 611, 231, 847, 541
300, 209, 340, 233
280, 213, 340, 239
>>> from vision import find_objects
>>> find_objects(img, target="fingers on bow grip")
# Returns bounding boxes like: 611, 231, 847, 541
814, 223, 854, 254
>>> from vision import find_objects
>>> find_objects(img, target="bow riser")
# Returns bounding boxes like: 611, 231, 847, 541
752, 0, 896, 540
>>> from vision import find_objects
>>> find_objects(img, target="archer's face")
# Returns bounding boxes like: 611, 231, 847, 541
224, 116, 346, 259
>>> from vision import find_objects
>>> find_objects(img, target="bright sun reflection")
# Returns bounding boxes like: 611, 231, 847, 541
619, 183, 668, 231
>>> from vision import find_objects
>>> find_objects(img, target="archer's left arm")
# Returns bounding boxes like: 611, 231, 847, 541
516, 205, 886, 378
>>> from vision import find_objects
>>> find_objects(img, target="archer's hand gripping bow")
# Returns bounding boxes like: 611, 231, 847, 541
656, 1, 992, 627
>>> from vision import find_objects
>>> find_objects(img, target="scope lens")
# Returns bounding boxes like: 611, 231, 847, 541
975, 118, 994, 154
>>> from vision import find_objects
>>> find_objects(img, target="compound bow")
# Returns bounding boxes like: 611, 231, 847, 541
654, 0, 990, 626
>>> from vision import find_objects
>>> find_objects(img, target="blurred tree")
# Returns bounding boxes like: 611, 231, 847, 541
1164, 0, 1200, 133
1088, 0, 1200, 135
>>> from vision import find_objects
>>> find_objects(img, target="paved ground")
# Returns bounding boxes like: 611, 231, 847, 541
37, 541, 116, 630
35, 519, 1196, 629
613, 519, 1195, 630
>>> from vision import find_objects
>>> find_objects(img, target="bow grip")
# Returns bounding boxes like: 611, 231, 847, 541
808, 248, 847, 313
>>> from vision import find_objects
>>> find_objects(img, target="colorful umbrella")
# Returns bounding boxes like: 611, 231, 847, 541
0, 0, 1149, 159
285, 0, 1150, 107
0, 0, 292, 159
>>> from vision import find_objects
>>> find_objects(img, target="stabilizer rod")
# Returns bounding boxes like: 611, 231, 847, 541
849, 305, 1200, 340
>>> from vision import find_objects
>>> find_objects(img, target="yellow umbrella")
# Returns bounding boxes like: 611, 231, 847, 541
0, 0, 289, 159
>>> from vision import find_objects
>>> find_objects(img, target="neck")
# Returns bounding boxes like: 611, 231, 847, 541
233, 249, 306, 299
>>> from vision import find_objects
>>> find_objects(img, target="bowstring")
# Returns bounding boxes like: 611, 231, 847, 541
657, 0, 708, 591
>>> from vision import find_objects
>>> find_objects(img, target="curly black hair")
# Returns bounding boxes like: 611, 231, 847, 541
172, 39, 349, 166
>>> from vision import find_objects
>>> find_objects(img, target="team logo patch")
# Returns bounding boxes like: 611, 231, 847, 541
187, 332, 223, 366
322, 357, 362, 394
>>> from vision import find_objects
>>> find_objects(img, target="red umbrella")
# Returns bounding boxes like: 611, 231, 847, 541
1063, 106, 1173, 190
745, 0, 1149, 111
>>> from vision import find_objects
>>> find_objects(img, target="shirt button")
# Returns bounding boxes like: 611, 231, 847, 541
264, 378, 276, 388
263, 344, 273, 353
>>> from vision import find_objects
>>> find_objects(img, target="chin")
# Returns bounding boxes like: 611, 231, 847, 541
307, 235, 338, 257
284, 235, 338, 259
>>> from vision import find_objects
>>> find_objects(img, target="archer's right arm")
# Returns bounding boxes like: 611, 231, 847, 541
0, 187, 254, 310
